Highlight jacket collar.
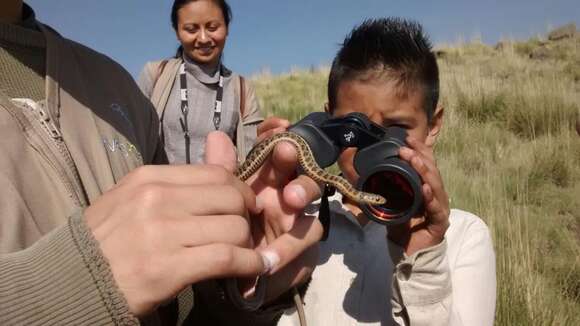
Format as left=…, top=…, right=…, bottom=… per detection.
left=182, top=53, right=221, bottom=84
left=0, top=3, right=45, bottom=48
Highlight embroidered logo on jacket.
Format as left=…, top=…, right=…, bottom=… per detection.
left=102, top=138, right=142, bottom=161
left=110, top=103, right=135, bottom=131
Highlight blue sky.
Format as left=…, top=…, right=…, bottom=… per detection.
left=28, top=0, right=579, bottom=78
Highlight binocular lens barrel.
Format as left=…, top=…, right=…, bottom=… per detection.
left=359, top=162, right=423, bottom=225
left=364, top=171, right=414, bottom=219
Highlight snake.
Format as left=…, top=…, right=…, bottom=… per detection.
left=235, top=131, right=387, bottom=206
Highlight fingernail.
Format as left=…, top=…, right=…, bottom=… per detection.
left=260, top=250, right=280, bottom=274
left=287, top=184, right=307, bottom=203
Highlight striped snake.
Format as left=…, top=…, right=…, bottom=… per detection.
left=235, top=132, right=386, bottom=206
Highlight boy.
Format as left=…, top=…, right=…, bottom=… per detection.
left=277, top=18, right=496, bottom=325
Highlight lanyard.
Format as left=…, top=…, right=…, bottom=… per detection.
left=178, top=62, right=224, bottom=164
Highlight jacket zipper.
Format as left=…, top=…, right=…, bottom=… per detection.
left=35, top=103, right=88, bottom=207
left=6, top=99, right=87, bottom=208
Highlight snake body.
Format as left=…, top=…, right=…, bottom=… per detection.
left=235, top=132, right=386, bottom=206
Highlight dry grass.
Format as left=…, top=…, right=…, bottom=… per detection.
left=252, top=34, right=580, bottom=325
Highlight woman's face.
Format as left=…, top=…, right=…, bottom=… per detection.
left=176, top=0, right=228, bottom=67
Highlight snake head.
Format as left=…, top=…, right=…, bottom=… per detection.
left=361, top=193, right=386, bottom=205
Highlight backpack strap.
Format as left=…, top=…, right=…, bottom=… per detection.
left=239, top=76, right=246, bottom=118
left=148, top=59, right=172, bottom=148
left=152, top=59, right=169, bottom=95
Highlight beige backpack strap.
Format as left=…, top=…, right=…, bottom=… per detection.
left=148, top=59, right=180, bottom=146
left=152, top=59, right=169, bottom=94
left=150, top=58, right=180, bottom=118
left=234, top=76, right=247, bottom=161
left=239, top=76, right=246, bottom=118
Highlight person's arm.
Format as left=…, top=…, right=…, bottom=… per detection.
left=0, top=162, right=267, bottom=325
left=0, top=211, right=138, bottom=326
left=386, top=136, right=454, bottom=326
left=389, top=239, right=453, bottom=326
left=389, top=215, right=496, bottom=326
left=448, top=216, right=496, bottom=326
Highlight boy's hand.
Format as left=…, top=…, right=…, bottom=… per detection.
left=207, top=131, right=322, bottom=301
left=256, top=117, right=290, bottom=142
left=387, top=136, right=450, bottom=256
left=254, top=117, right=321, bottom=300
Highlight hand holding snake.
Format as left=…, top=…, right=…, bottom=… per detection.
left=225, top=129, right=386, bottom=322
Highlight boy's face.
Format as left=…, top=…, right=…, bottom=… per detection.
left=331, top=78, right=442, bottom=186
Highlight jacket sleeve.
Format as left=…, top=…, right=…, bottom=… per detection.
left=388, top=239, right=454, bottom=326
left=447, top=218, right=496, bottom=326
left=0, top=211, right=139, bottom=326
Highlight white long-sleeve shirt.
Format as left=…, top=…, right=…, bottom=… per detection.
left=278, top=193, right=496, bottom=326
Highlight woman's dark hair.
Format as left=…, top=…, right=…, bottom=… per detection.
left=172, top=0, right=232, bottom=58
left=171, top=0, right=232, bottom=30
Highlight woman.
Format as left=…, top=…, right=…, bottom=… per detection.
left=138, top=0, right=263, bottom=164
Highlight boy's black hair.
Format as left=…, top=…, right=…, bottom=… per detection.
left=328, top=18, right=439, bottom=122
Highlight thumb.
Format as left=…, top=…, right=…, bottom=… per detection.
left=204, top=131, right=237, bottom=172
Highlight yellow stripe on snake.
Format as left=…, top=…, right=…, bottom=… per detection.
left=235, top=132, right=386, bottom=206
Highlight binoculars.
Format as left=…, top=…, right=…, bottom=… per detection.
left=289, top=111, right=424, bottom=225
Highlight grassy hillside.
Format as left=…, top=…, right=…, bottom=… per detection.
left=252, top=34, right=580, bottom=325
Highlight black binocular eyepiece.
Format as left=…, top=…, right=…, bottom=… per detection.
left=289, top=112, right=423, bottom=225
